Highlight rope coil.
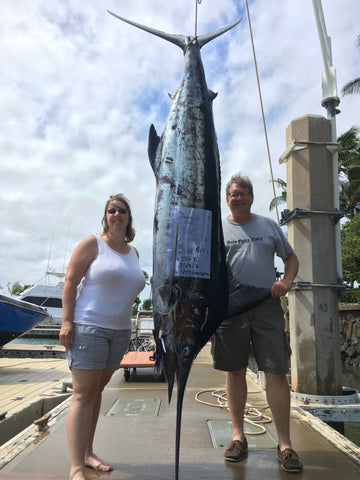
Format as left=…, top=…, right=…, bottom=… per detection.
left=195, top=386, right=272, bottom=435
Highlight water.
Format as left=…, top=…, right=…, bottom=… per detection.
left=342, top=364, right=360, bottom=447
left=8, top=336, right=60, bottom=346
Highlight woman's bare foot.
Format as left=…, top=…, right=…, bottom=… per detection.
left=84, top=453, right=113, bottom=472
left=69, top=466, right=86, bottom=480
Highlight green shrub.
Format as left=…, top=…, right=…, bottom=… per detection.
left=343, top=288, right=360, bottom=303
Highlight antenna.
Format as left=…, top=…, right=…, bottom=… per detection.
left=195, top=0, right=203, bottom=37
left=312, top=0, right=340, bottom=116
left=312, top=0, right=342, bottom=284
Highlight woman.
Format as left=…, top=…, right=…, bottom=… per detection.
left=59, top=194, right=146, bottom=480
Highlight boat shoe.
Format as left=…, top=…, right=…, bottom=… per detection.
left=224, top=438, right=248, bottom=462
left=277, top=446, right=303, bottom=473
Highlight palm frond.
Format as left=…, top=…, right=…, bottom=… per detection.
left=342, top=78, right=360, bottom=96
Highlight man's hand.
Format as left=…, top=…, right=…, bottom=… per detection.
left=271, top=252, right=299, bottom=298
left=271, top=280, right=292, bottom=298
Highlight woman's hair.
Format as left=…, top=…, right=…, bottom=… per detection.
left=101, top=193, right=135, bottom=242
left=225, top=173, right=253, bottom=197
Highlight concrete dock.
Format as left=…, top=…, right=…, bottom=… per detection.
left=0, top=344, right=360, bottom=479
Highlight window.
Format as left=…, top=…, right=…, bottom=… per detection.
left=22, top=296, right=62, bottom=308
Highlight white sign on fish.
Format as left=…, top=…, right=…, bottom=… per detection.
left=166, top=207, right=212, bottom=279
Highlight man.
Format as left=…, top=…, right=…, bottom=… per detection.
left=212, top=173, right=302, bottom=473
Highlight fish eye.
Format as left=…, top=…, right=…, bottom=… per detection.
left=182, top=346, right=192, bottom=358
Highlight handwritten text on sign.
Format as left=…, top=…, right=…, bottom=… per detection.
left=166, top=207, right=212, bottom=278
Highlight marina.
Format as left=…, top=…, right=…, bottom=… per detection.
left=0, top=343, right=360, bottom=479
left=0, top=3, right=359, bottom=478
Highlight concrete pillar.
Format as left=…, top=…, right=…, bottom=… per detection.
left=286, top=114, right=342, bottom=396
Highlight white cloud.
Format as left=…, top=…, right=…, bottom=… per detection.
left=0, top=0, right=359, bottom=296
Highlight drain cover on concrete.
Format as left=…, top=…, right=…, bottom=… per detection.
left=207, top=420, right=277, bottom=449
left=106, top=398, right=161, bottom=417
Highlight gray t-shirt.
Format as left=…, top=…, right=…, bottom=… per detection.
left=223, top=213, right=293, bottom=290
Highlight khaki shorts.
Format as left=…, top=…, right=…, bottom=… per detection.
left=66, top=324, right=131, bottom=371
left=211, top=296, right=291, bottom=375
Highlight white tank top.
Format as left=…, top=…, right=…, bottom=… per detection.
left=74, top=236, right=146, bottom=330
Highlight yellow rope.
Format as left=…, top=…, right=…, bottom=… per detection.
left=195, top=387, right=272, bottom=435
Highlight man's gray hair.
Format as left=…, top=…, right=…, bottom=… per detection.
left=226, top=173, right=253, bottom=197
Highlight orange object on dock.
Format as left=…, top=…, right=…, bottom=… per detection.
left=120, top=351, right=155, bottom=368
left=120, top=351, right=156, bottom=381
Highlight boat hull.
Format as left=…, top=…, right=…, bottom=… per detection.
left=0, top=294, right=50, bottom=347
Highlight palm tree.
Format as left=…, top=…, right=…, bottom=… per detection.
left=7, top=281, right=32, bottom=296
left=341, top=34, right=360, bottom=96
left=338, top=126, right=360, bottom=174
left=269, top=178, right=287, bottom=211
left=142, top=270, right=150, bottom=285
left=338, top=126, right=360, bottom=218
left=268, top=127, right=360, bottom=218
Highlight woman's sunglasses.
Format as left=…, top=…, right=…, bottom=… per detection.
left=107, top=208, right=127, bottom=215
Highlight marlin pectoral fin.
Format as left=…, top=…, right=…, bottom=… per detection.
left=148, top=124, right=160, bottom=172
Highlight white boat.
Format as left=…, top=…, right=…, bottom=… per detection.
left=19, top=271, right=64, bottom=326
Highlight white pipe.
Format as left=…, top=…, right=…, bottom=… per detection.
left=312, top=0, right=343, bottom=284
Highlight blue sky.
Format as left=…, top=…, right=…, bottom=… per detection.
left=0, top=0, right=359, bottom=299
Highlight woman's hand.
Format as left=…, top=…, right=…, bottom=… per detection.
left=59, top=322, right=74, bottom=351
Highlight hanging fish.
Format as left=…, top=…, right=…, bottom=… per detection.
left=108, top=10, right=241, bottom=479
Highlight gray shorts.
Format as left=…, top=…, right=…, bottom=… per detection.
left=66, top=324, right=131, bottom=371
left=211, top=296, right=291, bottom=375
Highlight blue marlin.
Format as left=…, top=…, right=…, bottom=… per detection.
left=108, top=10, right=241, bottom=479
